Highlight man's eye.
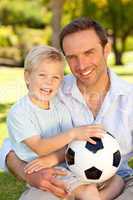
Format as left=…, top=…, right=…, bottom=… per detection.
left=39, top=74, right=45, bottom=77
left=67, top=55, right=76, bottom=61
left=85, top=51, right=93, bottom=56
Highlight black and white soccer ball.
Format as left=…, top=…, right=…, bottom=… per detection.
left=65, top=133, right=121, bottom=183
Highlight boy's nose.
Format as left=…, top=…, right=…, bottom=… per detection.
left=45, top=78, right=53, bottom=85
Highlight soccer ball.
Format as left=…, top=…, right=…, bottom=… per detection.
left=65, top=133, right=121, bottom=183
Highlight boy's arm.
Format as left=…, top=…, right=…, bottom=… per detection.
left=24, top=125, right=105, bottom=156
left=23, top=130, right=74, bottom=156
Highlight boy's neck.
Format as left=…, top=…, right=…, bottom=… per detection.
left=29, top=96, right=50, bottom=110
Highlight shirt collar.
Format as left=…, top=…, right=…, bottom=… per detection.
left=62, top=74, right=86, bottom=103
left=62, top=69, right=131, bottom=101
left=108, top=69, right=132, bottom=96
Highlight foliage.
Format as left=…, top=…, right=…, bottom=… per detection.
left=103, top=0, right=133, bottom=64
left=0, top=0, right=46, bottom=28
left=0, top=172, right=25, bottom=200
left=0, top=0, right=52, bottom=64
left=0, top=26, right=18, bottom=47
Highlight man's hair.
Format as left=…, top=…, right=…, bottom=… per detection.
left=24, top=45, right=65, bottom=71
left=59, top=17, right=108, bottom=54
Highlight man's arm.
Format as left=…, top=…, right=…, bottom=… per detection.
left=6, top=151, right=26, bottom=181
left=6, top=150, right=68, bottom=198
left=99, top=175, right=125, bottom=200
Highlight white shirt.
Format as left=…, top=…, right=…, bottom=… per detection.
left=0, top=69, right=133, bottom=177
left=59, top=69, right=133, bottom=177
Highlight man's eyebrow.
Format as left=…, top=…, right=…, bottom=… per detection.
left=84, top=48, right=95, bottom=53
left=65, top=54, right=76, bottom=58
left=65, top=48, right=95, bottom=58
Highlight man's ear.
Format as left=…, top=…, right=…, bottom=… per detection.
left=104, top=41, right=112, bottom=59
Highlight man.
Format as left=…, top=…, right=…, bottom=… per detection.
left=0, top=17, right=133, bottom=200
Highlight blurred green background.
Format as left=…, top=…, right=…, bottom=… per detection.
left=0, top=0, right=133, bottom=199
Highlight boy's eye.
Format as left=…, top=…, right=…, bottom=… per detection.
left=53, top=76, right=60, bottom=80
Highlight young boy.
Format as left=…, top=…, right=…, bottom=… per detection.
left=7, top=45, right=124, bottom=200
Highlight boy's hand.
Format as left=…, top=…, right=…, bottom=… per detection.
left=25, top=168, right=69, bottom=198
left=70, top=124, right=105, bottom=144
left=24, top=156, right=53, bottom=174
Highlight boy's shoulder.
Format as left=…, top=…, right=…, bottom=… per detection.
left=8, top=96, right=30, bottom=116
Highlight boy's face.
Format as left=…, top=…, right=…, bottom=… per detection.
left=25, top=59, right=64, bottom=103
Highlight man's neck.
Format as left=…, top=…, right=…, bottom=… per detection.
left=78, top=72, right=110, bottom=118
left=78, top=71, right=110, bottom=95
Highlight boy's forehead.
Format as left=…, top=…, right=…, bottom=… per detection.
left=32, top=59, right=64, bottom=73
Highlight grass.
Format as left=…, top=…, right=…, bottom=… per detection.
left=0, top=51, right=133, bottom=199
left=0, top=172, right=25, bottom=200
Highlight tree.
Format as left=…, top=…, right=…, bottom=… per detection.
left=0, top=0, right=47, bottom=65
left=50, top=0, right=66, bottom=49
left=71, top=0, right=133, bottom=65
left=103, top=0, right=133, bottom=65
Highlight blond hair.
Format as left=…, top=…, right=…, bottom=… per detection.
left=24, top=45, right=65, bottom=71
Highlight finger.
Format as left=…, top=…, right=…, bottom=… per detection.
left=87, top=138, right=97, bottom=144
left=92, top=132, right=105, bottom=138
left=93, top=124, right=105, bottom=129
left=52, top=168, right=68, bottom=177
left=24, top=163, right=39, bottom=173
left=50, top=178, right=68, bottom=197
left=26, top=165, right=44, bottom=174
left=39, top=186, right=67, bottom=198
left=87, top=124, right=104, bottom=129
left=88, top=130, right=105, bottom=137
left=24, top=160, right=40, bottom=169
left=39, top=180, right=68, bottom=198
left=51, top=176, right=67, bottom=189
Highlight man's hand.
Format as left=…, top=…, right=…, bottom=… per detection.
left=25, top=168, right=69, bottom=198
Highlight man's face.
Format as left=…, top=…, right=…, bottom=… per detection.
left=62, top=29, right=110, bottom=88
left=25, top=59, right=64, bottom=103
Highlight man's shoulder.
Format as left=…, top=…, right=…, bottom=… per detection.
left=110, top=69, right=133, bottom=95
left=118, top=76, right=133, bottom=94
left=64, top=74, right=75, bottom=82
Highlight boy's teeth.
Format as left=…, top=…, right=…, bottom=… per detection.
left=41, top=88, right=51, bottom=94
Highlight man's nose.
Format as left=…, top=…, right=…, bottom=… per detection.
left=77, top=57, right=86, bottom=71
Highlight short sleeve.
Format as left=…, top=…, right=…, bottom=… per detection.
left=7, top=105, right=40, bottom=143
left=0, top=138, right=12, bottom=171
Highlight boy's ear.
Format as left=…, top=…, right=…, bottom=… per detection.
left=24, top=70, right=30, bottom=85
left=104, top=41, right=112, bottom=59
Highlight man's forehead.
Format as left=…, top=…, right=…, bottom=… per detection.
left=63, top=29, right=101, bottom=54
